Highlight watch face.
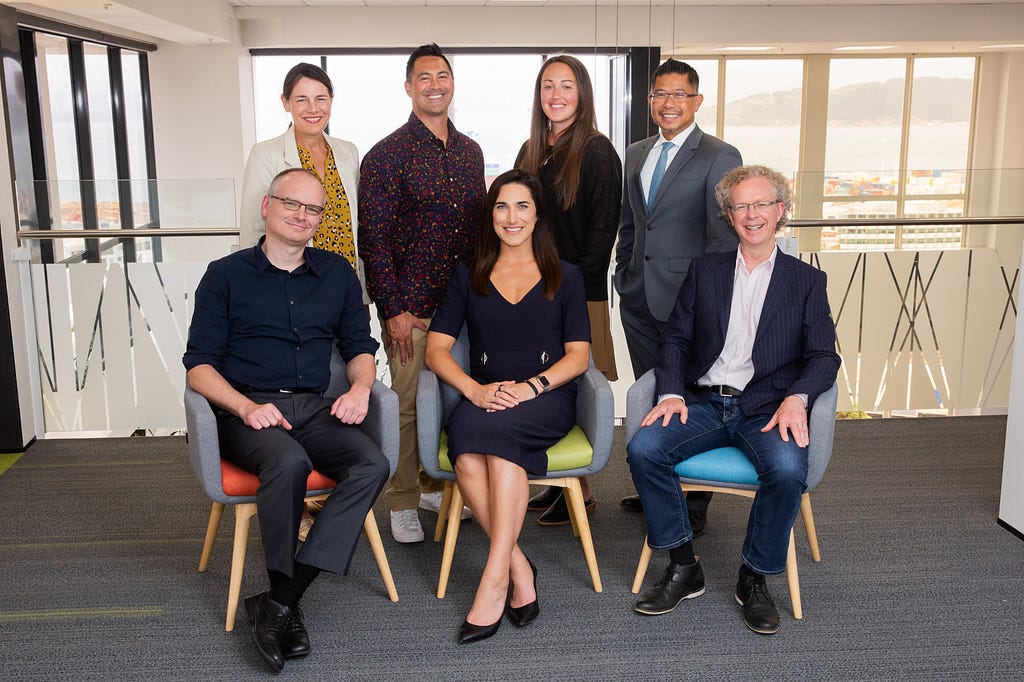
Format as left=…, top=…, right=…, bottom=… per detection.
left=538, top=375, right=550, bottom=389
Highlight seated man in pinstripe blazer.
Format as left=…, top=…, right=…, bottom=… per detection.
left=626, top=165, right=841, bottom=635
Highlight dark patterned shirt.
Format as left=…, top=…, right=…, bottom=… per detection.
left=358, top=113, right=485, bottom=320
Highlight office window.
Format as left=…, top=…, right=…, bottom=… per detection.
left=255, top=52, right=622, bottom=186
left=20, top=28, right=157, bottom=263
left=687, top=59, right=719, bottom=137
left=721, top=59, right=803, bottom=178
left=821, top=56, right=976, bottom=250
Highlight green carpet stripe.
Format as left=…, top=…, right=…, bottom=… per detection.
left=14, top=458, right=176, bottom=469
left=0, top=538, right=207, bottom=551
left=0, top=607, right=163, bottom=622
left=0, top=452, right=24, bottom=475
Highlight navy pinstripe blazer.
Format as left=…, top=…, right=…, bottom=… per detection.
left=654, top=249, right=841, bottom=416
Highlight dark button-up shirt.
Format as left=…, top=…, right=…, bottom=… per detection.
left=182, top=241, right=379, bottom=393
left=358, top=113, right=485, bottom=320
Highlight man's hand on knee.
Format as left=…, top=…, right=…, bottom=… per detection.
left=241, top=401, right=293, bottom=431
left=330, top=388, right=369, bottom=425
left=761, top=395, right=808, bottom=448
left=641, top=397, right=688, bottom=428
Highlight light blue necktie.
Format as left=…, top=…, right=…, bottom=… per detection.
left=647, top=141, right=674, bottom=210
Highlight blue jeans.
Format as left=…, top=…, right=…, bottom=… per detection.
left=626, top=394, right=807, bottom=574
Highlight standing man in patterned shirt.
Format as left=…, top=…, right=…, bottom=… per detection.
left=359, top=43, right=486, bottom=544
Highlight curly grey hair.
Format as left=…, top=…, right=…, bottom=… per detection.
left=714, top=164, right=792, bottom=231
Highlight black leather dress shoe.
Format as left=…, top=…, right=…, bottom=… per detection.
left=537, top=492, right=596, bottom=526
left=633, top=560, right=706, bottom=615
left=620, top=494, right=643, bottom=512
left=507, top=556, right=539, bottom=627
left=527, top=486, right=562, bottom=512
left=283, top=606, right=310, bottom=659
left=458, top=615, right=502, bottom=644
left=735, top=569, right=780, bottom=635
left=244, top=591, right=290, bottom=673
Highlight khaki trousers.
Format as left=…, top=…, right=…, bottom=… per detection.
left=382, top=317, right=445, bottom=511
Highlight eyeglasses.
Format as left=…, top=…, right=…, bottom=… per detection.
left=729, top=199, right=782, bottom=213
left=269, top=195, right=325, bottom=217
left=648, top=90, right=700, bottom=103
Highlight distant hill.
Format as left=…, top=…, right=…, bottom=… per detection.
left=702, top=77, right=973, bottom=126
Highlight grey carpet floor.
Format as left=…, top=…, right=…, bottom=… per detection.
left=1, top=416, right=1021, bottom=680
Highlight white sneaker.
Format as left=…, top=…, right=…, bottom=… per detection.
left=390, top=509, right=424, bottom=543
left=419, top=491, right=473, bottom=520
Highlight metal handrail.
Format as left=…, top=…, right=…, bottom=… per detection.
left=15, top=216, right=1024, bottom=241
left=790, top=216, right=1023, bottom=228
left=16, top=227, right=240, bottom=239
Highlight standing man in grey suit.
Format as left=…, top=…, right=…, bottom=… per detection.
left=615, top=59, right=742, bottom=526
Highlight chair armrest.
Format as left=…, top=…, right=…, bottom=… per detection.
left=184, top=384, right=230, bottom=504
left=360, top=380, right=400, bottom=478
left=625, top=369, right=657, bottom=443
left=416, top=368, right=447, bottom=479
left=574, top=366, right=616, bottom=475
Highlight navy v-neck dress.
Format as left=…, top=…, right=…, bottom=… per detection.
left=429, top=262, right=591, bottom=475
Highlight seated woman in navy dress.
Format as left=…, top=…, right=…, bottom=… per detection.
left=425, top=169, right=592, bottom=644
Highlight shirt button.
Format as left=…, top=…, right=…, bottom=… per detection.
left=289, top=300, right=294, bottom=305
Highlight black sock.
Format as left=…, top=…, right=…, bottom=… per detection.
left=739, top=563, right=765, bottom=582
left=267, top=570, right=289, bottom=595
left=271, top=562, right=322, bottom=608
left=669, top=542, right=696, bottom=566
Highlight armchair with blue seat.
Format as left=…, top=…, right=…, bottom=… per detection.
left=416, top=327, right=615, bottom=598
left=185, top=351, right=401, bottom=631
left=626, top=369, right=838, bottom=619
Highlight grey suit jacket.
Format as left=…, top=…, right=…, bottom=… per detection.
left=614, top=125, right=741, bottom=322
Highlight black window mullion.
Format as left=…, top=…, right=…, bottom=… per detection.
left=138, top=52, right=161, bottom=262
left=67, top=38, right=99, bottom=263
left=17, top=28, right=54, bottom=263
left=106, top=46, right=136, bottom=262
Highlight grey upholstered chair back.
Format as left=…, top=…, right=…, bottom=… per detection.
left=417, top=325, right=615, bottom=481
left=185, top=348, right=400, bottom=504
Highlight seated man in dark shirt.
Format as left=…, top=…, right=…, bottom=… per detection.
left=183, top=168, right=389, bottom=673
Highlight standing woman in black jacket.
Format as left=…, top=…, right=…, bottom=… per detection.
left=516, top=55, right=622, bottom=525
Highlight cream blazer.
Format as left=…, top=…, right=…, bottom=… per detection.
left=238, top=126, right=367, bottom=301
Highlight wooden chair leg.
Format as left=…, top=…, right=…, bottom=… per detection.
left=564, top=479, right=602, bottom=593
left=226, top=502, right=257, bottom=632
left=363, top=509, right=399, bottom=602
left=436, top=483, right=464, bottom=599
left=631, top=537, right=653, bottom=594
left=434, top=480, right=454, bottom=543
left=563, top=481, right=581, bottom=538
left=785, top=527, right=802, bottom=620
left=199, top=502, right=224, bottom=572
left=801, top=493, right=821, bottom=562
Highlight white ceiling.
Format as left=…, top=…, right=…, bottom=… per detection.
left=230, top=0, right=1022, bottom=5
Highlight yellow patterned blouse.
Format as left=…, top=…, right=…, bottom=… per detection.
left=297, top=144, right=357, bottom=271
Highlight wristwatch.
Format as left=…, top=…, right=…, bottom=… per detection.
left=536, top=375, right=550, bottom=392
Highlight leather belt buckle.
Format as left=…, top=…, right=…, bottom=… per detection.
left=710, top=384, right=742, bottom=397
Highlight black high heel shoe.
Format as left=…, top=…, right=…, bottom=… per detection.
left=507, top=556, right=539, bottom=627
left=458, top=584, right=509, bottom=644
left=458, top=616, right=502, bottom=644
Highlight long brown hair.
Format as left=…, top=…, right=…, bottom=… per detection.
left=517, top=55, right=601, bottom=212
left=470, top=169, right=562, bottom=300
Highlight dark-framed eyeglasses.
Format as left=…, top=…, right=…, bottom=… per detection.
left=648, top=90, right=700, bottom=103
left=729, top=199, right=782, bottom=214
left=269, top=195, right=325, bottom=217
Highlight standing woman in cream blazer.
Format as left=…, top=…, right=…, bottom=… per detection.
left=239, top=62, right=366, bottom=298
